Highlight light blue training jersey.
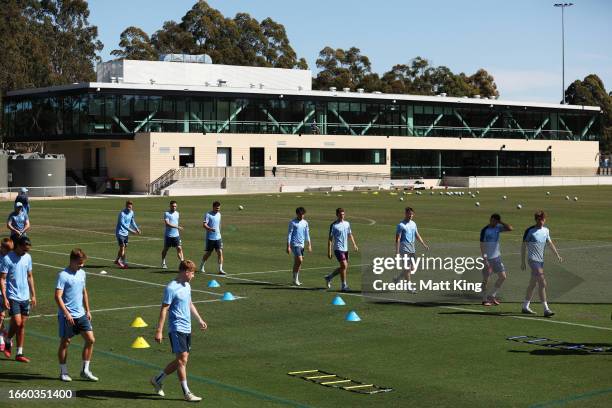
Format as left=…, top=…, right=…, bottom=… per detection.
left=116, top=208, right=138, bottom=237
left=8, top=211, right=29, bottom=232
left=480, top=224, right=505, bottom=259
left=329, top=220, right=352, bottom=252
left=162, top=280, right=192, bottom=333
left=1, top=252, right=33, bottom=301
left=164, top=210, right=180, bottom=238
left=396, top=219, right=418, bottom=253
left=56, top=268, right=86, bottom=319
left=523, top=225, right=551, bottom=262
left=288, top=218, right=310, bottom=247
left=205, top=211, right=222, bottom=241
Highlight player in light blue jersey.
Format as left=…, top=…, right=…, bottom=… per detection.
left=325, top=208, right=358, bottom=292
left=0, top=238, right=13, bottom=353
left=479, top=213, right=513, bottom=306
left=199, top=201, right=225, bottom=275
left=151, top=260, right=207, bottom=402
left=55, top=248, right=98, bottom=382
left=394, top=207, right=429, bottom=291
left=287, top=207, right=312, bottom=286
left=0, top=236, right=36, bottom=363
left=521, top=211, right=563, bottom=317
left=114, top=200, right=141, bottom=269
left=6, top=202, right=30, bottom=245
left=161, top=201, right=184, bottom=269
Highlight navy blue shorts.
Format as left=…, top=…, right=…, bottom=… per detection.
left=169, top=331, right=191, bottom=354
left=334, top=250, right=349, bottom=262
left=58, top=315, right=93, bottom=338
left=9, top=299, right=30, bottom=317
left=291, top=246, right=305, bottom=257
left=116, top=234, right=129, bottom=247
left=529, top=260, right=545, bottom=276
left=484, top=257, right=506, bottom=274
left=164, top=236, right=182, bottom=248
left=205, top=239, right=223, bottom=252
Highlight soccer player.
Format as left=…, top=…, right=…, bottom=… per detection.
left=0, top=236, right=36, bottom=362
left=7, top=202, right=30, bottom=245
left=521, top=211, right=563, bottom=317
left=115, top=200, right=141, bottom=269
left=394, top=207, right=429, bottom=291
left=14, top=187, right=30, bottom=214
left=199, top=201, right=225, bottom=275
left=287, top=207, right=312, bottom=286
left=325, top=208, right=358, bottom=292
left=479, top=213, right=513, bottom=306
left=161, top=201, right=184, bottom=269
left=151, top=260, right=207, bottom=402
left=0, top=238, right=13, bottom=353
left=55, top=248, right=98, bottom=382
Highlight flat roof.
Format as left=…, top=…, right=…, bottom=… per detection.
left=5, top=82, right=601, bottom=112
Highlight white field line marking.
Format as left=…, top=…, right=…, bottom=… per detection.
left=35, top=224, right=162, bottom=241
left=225, top=243, right=612, bottom=278
left=216, top=272, right=612, bottom=332
left=32, top=261, right=239, bottom=298
left=28, top=298, right=223, bottom=319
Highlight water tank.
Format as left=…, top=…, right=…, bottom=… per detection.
left=8, top=153, right=66, bottom=197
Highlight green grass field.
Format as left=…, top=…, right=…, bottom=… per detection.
left=1, top=186, right=611, bottom=407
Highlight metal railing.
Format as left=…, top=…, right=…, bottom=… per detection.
left=0, top=185, right=87, bottom=198
left=148, top=168, right=178, bottom=194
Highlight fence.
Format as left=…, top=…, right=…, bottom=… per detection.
left=0, top=185, right=87, bottom=199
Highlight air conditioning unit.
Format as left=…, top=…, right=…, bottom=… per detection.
left=329, top=87, right=337, bottom=92
left=342, top=87, right=351, bottom=92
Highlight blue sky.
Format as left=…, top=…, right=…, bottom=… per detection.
left=88, top=0, right=612, bottom=103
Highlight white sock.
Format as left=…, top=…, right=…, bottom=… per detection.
left=543, top=301, right=550, bottom=310
left=154, top=371, right=166, bottom=384
left=218, top=263, right=223, bottom=272
left=523, top=300, right=531, bottom=309
left=341, top=280, right=347, bottom=287
left=491, top=289, right=499, bottom=298
left=162, top=258, right=166, bottom=263
left=17, top=347, right=23, bottom=355
left=60, top=364, right=68, bottom=375
left=82, top=360, right=90, bottom=372
left=180, top=380, right=191, bottom=395
left=0, top=335, right=4, bottom=345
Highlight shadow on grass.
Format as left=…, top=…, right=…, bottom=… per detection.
left=0, top=372, right=58, bottom=381
left=262, top=286, right=325, bottom=292
left=508, top=349, right=612, bottom=356
left=76, top=389, right=181, bottom=401
left=438, top=310, right=528, bottom=317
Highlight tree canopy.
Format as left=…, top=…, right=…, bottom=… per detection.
left=565, top=74, right=612, bottom=152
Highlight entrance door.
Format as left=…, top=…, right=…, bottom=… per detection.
left=217, top=147, right=231, bottom=167
left=250, top=148, right=264, bottom=177
left=95, top=147, right=107, bottom=176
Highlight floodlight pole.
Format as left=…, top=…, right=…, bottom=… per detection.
left=554, top=3, right=573, bottom=104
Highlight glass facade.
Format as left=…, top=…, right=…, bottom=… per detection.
left=278, top=148, right=386, bottom=165
left=2, top=88, right=601, bottom=142
left=391, top=150, right=551, bottom=179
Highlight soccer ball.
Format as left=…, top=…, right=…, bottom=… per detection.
left=475, top=202, right=480, bottom=207
left=573, top=196, right=578, bottom=201
left=238, top=205, right=244, bottom=210
left=430, top=191, right=434, bottom=195
left=517, top=204, right=522, bottom=209
left=502, top=195, right=507, bottom=200
left=546, top=191, right=551, bottom=195
left=399, top=197, right=404, bottom=201
left=476, top=190, right=480, bottom=194
left=565, top=195, right=570, bottom=200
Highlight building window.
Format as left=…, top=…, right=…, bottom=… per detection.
left=179, top=147, right=195, bottom=167
left=278, top=148, right=386, bottom=165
